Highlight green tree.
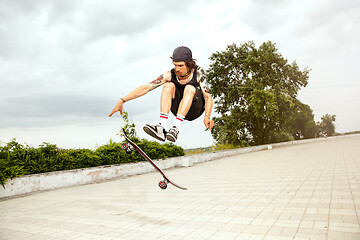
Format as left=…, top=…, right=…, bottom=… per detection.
left=292, top=100, right=317, bottom=139
left=317, top=114, right=336, bottom=137
left=207, top=41, right=310, bottom=145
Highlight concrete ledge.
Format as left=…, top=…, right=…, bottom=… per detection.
left=1, top=134, right=358, bottom=199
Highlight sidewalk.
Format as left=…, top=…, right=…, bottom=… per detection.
left=1, top=135, right=359, bottom=240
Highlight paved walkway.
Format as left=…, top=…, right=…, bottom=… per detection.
left=1, top=135, right=360, bottom=240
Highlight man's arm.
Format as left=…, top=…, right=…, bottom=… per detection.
left=197, top=67, right=215, bottom=131
left=109, top=71, right=171, bottom=117
left=202, top=91, right=215, bottom=131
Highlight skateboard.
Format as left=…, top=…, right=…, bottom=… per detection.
left=121, top=128, right=187, bottom=190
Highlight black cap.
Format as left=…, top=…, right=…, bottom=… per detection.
left=172, top=46, right=192, bottom=62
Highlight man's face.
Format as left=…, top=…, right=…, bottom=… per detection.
left=173, top=61, right=189, bottom=78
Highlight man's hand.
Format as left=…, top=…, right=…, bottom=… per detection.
left=204, top=116, right=215, bottom=131
left=109, top=99, right=124, bottom=117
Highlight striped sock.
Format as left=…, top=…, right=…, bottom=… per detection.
left=159, top=112, right=169, bottom=128
left=173, top=114, right=185, bottom=128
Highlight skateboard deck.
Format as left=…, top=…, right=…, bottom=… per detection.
left=121, top=128, right=187, bottom=190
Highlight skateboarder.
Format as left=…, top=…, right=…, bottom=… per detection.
left=109, top=46, right=214, bottom=142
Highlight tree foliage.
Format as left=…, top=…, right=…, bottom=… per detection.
left=292, top=100, right=318, bottom=140
left=207, top=41, right=311, bottom=145
left=317, top=114, right=336, bottom=137
left=118, top=111, right=137, bottom=139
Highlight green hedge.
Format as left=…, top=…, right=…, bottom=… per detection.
left=0, top=138, right=184, bottom=188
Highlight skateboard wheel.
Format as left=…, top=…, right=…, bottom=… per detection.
left=159, top=181, right=167, bottom=190
left=121, top=143, right=128, bottom=150
left=125, top=147, right=132, bottom=154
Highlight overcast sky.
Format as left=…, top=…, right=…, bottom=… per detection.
left=1, top=0, right=359, bottom=149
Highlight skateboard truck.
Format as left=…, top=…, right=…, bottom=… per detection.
left=121, top=143, right=134, bottom=154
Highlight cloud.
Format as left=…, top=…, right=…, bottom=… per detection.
left=0, top=0, right=197, bottom=99
left=240, top=0, right=290, bottom=34
left=0, top=93, right=109, bottom=118
left=1, top=0, right=359, bottom=149
left=294, top=0, right=360, bottom=43
left=0, top=89, right=160, bottom=129
left=0, top=0, right=195, bottom=59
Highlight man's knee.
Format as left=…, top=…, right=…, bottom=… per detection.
left=183, top=85, right=196, bottom=96
left=162, top=82, right=176, bottom=97
left=163, top=82, right=175, bottom=91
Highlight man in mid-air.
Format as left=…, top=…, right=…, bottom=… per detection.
left=109, top=46, right=214, bottom=142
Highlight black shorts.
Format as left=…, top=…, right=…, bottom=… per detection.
left=171, top=86, right=205, bottom=121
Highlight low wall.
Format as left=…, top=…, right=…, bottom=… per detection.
left=1, top=135, right=356, bottom=199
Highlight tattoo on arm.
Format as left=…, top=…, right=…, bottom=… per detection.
left=197, top=67, right=211, bottom=93
left=202, top=80, right=211, bottom=94
left=149, top=74, right=164, bottom=91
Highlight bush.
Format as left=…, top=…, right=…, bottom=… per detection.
left=270, top=131, right=295, bottom=143
left=0, top=138, right=185, bottom=188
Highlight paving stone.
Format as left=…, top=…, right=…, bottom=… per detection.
left=1, top=135, right=359, bottom=240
